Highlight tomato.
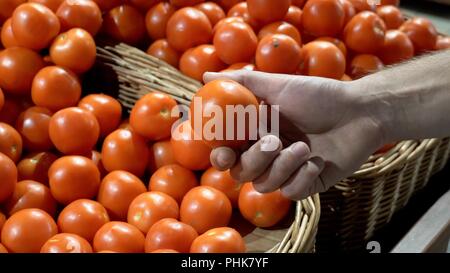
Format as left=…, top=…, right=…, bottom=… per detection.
left=11, top=3, right=60, bottom=50
left=200, top=167, right=241, bottom=207
left=127, top=191, right=179, bottom=234
left=378, top=30, right=414, bottom=65
left=284, top=5, right=303, bottom=31
left=400, top=18, right=438, bottom=54
left=226, top=2, right=261, bottom=31
left=247, top=0, right=290, bottom=24
left=29, top=0, right=64, bottom=12
left=93, top=221, right=145, bottom=253
left=0, top=98, right=22, bottom=125
left=148, top=140, right=177, bottom=172
left=436, top=36, right=450, bottom=50
left=101, top=129, right=149, bottom=177
left=57, top=199, right=109, bottom=242
left=145, top=218, right=198, bottom=253
left=212, top=17, right=243, bottom=35
left=338, top=0, right=355, bottom=25
left=17, top=152, right=57, bottom=185
left=348, top=54, right=384, bottom=79
left=0, top=88, right=3, bottom=111
left=31, top=66, right=82, bottom=111
left=56, top=0, right=102, bottom=36
left=49, top=107, right=99, bottom=155
left=147, top=39, right=180, bottom=68
left=4, top=180, right=56, bottom=216
left=149, top=164, right=198, bottom=203
left=347, top=0, right=375, bottom=12
left=130, top=92, right=178, bottom=141
left=129, top=0, right=161, bottom=10
left=291, top=0, right=306, bottom=7
left=1, top=208, right=57, bottom=253
left=179, top=45, right=227, bottom=82
left=213, top=21, right=257, bottom=65
left=1, top=19, right=21, bottom=48
left=48, top=156, right=101, bottom=205
left=238, top=182, right=291, bottom=227
left=166, top=7, right=212, bottom=52
left=0, top=152, right=17, bottom=203
left=0, top=244, right=7, bottom=253
left=15, top=106, right=53, bottom=152
left=190, top=227, right=245, bottom=253
left=215, top=0, right=243, bottom=11
left=0, top=122, right=22, bottom=162
left=145, top=2, right=176, bottom=40
left=151, top=249, right=179, bottom=253
left=195, top=2, right=226, bottom=26
left=343, top=11, right=386, bottom=54
left=380, top=0, right=399, bottom=6
left=302, top=0, right=345, bottom=37
left=0, top=212, right=5, bottom=232
left=221, top=63, right=255, bottom=72
left=92, top=0, right=124, bottom=11
left=170, top=0, right=205, bottom=7
left=0, top=47, right=45, bottom=95
left=376, top=5, right=403, bottom=30
left=341, top=74, right=352, bottom=81
left=298, top=41, right=346, bottom=79
left=78, top=94, right=123, bottom=138
left=258, top=21, right=301, bottom=45
left=256, top=34, right=301, bottom=74
left=103, top=5, right=146, bottom=45
left=88, top=150, right=107, bottom=178
left=180, top=186, right=232, bottom=234
left=315, top=37, right=347, bottom=57
left=0, top=0, right=27, bottom=24
left=40, top=233, right=93, bottom=253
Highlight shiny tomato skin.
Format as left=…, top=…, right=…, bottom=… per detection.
left=436, top=36, right=450, bottom=50
left=343, top=11, right=386, bottom=54
left=15, top=106, right=53, bottom=152
left=56, top=0, right=102, bottom=36
left=179, top=45, right=227, bottom=82
left=349, top=54, right=384, bottom=79
left=103, top=5, right=146, bottom=45
left=145, top=218, right=198, bottom=253
left=256, top=34, right=301, bottom=74
left=378, top=30, right=414, bottom=65
left=93, top=221, right=145, bottom=253
left=92, top=0, right=124, bottom=11
left=298, top=41, right=346, bottom=79
left=301, top=0, right=345, bottom=37
left=17, top=152, right=57, bottom=185
left=0, top=122, right=22, bottom=162
left=258, top=21, right=302, bottom=45
left=1, top=18, right=22, bottom=48
left=0, top=152, right=17, bottom=203
left=315, top=36, right=347, bottom=57
left=284, top=5, right=303, bottom=31
left=339, top=0, right=355, bottom=25
left=128, top=0, right=161, bottom=10
left=376, top=5, right=404, bottom=30
left=195, top=2, right=226, bottom=26
left=212, top=16, right=244, bottom=35
left=400, top=17, right=438, bottom=54
left=170, top=0, right=205, bottom=7
left=147, top=39, right=181, bottom=68
left=190, top=227, right=246, bottom=253
left=221, top=62, right=256, bottom=72
left=40, top=233, right=93, bottom=253
left=145, top=2, right=175, bottom=40
left=148, top=140, right=177, bottom=173
left=200, top=167, right=241, bottom=208
left=247, top=0, right=290, bottom=24
left=29, top=0, right=64, bottom=12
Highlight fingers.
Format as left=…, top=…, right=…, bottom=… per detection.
left=210, top=146, right=237, bottom=171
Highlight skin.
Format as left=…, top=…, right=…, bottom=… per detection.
left=205, top=50, right=450, bottom=200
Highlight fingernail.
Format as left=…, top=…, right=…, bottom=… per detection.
left=290, top=142, right=310, bottom=159
left=217, top=151, right=233, bottom=167
left=260, top=135, right=280, bottom=152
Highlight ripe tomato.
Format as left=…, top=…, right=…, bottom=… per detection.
left=4, top=180, right=57, bottom=216
left=40, top=233, right=93, bottom=253
left=130, top=92, right=178, bottom=141
left=93, top=221, right=145, bottom=253
left=348, top=54, right=384, bottom=79
left=0, top=152, right=17, bottom=203
left=127, top=191, right=179, bottom=234
left=0, top=47, right=45, bottom=95
left=213, top=15, right=244, bottom=35
left=31, top=66, right=82, bottom=111
left=284, top=5, right=303, bottom=31
left=49, top=107, right=100, bottom=155
left=238, top=182, right=291, bottom=227
left=29, top=0, right=64, bottom=12
left=338, top=0, right=355, bottom=25
left=149, top=164, right=198, bottom=203
left=302, top=0, right=345, bottom=37
left=78, top=94, right=123, bottom=138
left=1, top=208, right=57, bottom=253
left=190, top=227, right=245, bottom=253
left=291, top=0, right=306, bottom=7
left=341, top=74, right=352, bottom=81
left=147, top=39, right=180, bottom=68
left=58, top=199, right=110, bottom=242
left=56, top=0, right=102, bottom=36
left=221, top=62, right=255, bottom=72
left=200, top=167, right=241, bottom=208
left=11, top=3, right=60, bottom=50
left=347, top=0, right=375, bottom=12
left=195, top=2, right=226, bottom=26
left=376, top=5, right=403, bottom=30
left=378, top=30, right=414, bottom=65
left=226, top=2, right=261, bottom=31
left=0, top=96, right=32, bottom=125
left=151, top=249, right=179, bottom=253
left=103, top=5, right=146, bottom=45
left=1, top=19, right=21, bottom=48
left=436, top=36, right=450, bottom=50
left=88, top=150, right=107, bottom=178
left=0, top=212, right=6, bottom=232
left=247, top=0, right=290, bottom=24
left=215, top=0, right=243, bottom=12
left=0, top=88, right=3, bottom=111
left=170, top=0, right=205, bottom=7
left=180, top=186, right=232, bottom=234
left=166, top=7, right=212, bottom=52
left=256, top=34, right=301, bottom=74
left=148, top=140, right=177, bottom=172
left=315, top=37, right=347, bottom=57
left=179, top=45, right=227, bottom=82
left=48, top=156, right=101, bottom=205
left=50, top=28, right=96, bottom=74
left=400, top=18, right=438, bottom=54
left=0, top=122, right=22, bottom=162
left=17, top=152, right=57, bottom=185
left=0, top=0, right=27, bottom=24
left=213, top=21, right=257, bottom=65
left=258, top=21, right=301, bottom=45
left=145, top=2, right=176, bottom=40
left=97, top=170, right=146, bottom=221
left=0, top=244, right=7, bottom=253
left=129, top=0, right=161, bottom=10
left=101, top=129, right=149, bottom=177
left=298, top=41, right=346, bottom=79
left=380, top=0, right=399, bottom=6
left=145, top=218, right=198, bottom=253
left=92, top=0, right=124, bottom=11
left=343, top=11, right=386, bottom=54
left=15, top=106, right=53, bottom=152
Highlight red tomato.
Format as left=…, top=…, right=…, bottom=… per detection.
left=145, top=2, right=175, bottom=40
left=166, top=7, right=212, bottom=52
left=1, top=18, right=22, bottom=48
left=258, top=21, right=302, bottom=45
left=0, top=244, right=7, bottom=253
left=15, top=106, right=53, bottom=152
left=349, top=54, right=384, bottom=79
left=436, top=36, right=450, bottom=50
left=291, top=0, right=306, bottom=7
left=0, top=96, right=32, bottom=125
left=17, top=152, right=57, bottom=185
left=338, top=0, right=355, bottom=25
left=298, top=41, right=346, bottom=79
left=170, top=0, right=205, bottom=7
left=145, top=218, right=198, bottom=253
left=179, top=45, right=227, bottom=82
left=40, top=233, right=93, bottom=253
left=48, top=156, right=101, bottom=205
left=148, top=140, right=177, bottom=172
left=56, top=0, right=102, bottom=36
left=0, top=212, right=6, bottom=233
left=247, top=0, right=290, bottom=24
left=301, top=0, right=345, bottom=37
left=200, top=167, right=241, bottom=207
left=221, top=63, right=255, bottom=72
left=400, top=18, right=438, bottom=54
left=92, top=0, right=124, bottom=11
left=376, top=5, right=404, bottom=30
left=190, top=227, right=245, bottom=253
left=195, top=2, right=226, bottom=26
left=378, top=30, right=414, bottom=65
left=343, top=11, right=386, bottom=54
left=347, top=0, right=375, bottom=12
left=256, top=34, right=301, bottom=74
left=1, top=208, right=57, bottom=253
left=97, top=170, right=147, bottom=221
left=29, top=0, right=64, bottom=12
left=226, top=2, right=261, bottom=31
left=0, top=0, right=27, bottom=24
left=380, top=0, right=399, bottom=6
left=151, top=249, right=179, bottom=253
left=238, top=182, right=291, bottom=227
left=129, top=0, right=161, bottom=10
left=0, top=152, right=17, bottom=203
left=212, top=16, right=244, bottom=35
left=87, top=150, right=107, bottom=178
left=214, top=0, right=243, bottom=12
left=0, top=122, right=22, bottom=162
left=315, top=36, right=347, bottom=57
left=93, top=222, right=145, bottom=253
left=180, top=186, right=232, bottom=234
left=284, top=5, right=303, bottom=31
left=103, top=5, right=146, bottom=45
left=341, top=74, right=352, bottom=81
left=147, top=39, right=180, bottom=68
left=0, top=47, right=45, bottom=95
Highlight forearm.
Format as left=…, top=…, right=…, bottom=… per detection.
left=349, top=50, right=450, bottom=143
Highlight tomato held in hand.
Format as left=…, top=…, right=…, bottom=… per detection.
left=16, top=106, right=53, bottom=152
left=349, top=54, right=384, bottom=79
left=238, top=182, right=292, bottom=227
left=103, top=5, right=146, bottom=45
left=180, top=186, right=232, bottom=234
left=0, top=152, right=17, bottom=203
left=148, top=140, right=177, bottom=172
left=179, top=45, right=227, bottom=82
left=400, top=18, right=438, bottom=55
left=1, top=19, right=22, bottom=48
left=378, top=30, right=414, bottom=65
left=29, top=0, right=64, bottom=12
left=301, top=0, right=345, bottom=37
left=93, top=221, right=145, bottom=253
left=145, top=2, right=176, bottom=40
left=56, top=0, right=102, bottom=36
left=147, top=39, right=181, bottom=68
left=1, top=208, right=57, bottom=253
left=145, top=218, right=198, bottom=253
left=258, top=21, right=301, bottom=45
left=200, top=167, right=241, bottom=208
left=256, top=33, right=301, bottom=74
left=376, top=5, right=404, bottom=30
left=195, top=2, right=226, bottom=26
left=48, top=156, right=101, bottom=205
left=190, top=227, right=246, bottom=253
left=40, top=233, right=93, bottom=253
left=343, top=11, right=386, bottom=54
left=0, top=122, right=22, bottom=162
left=17, top=152, right=57, bottom=185
left=247, top=0, right=290, bottom=24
